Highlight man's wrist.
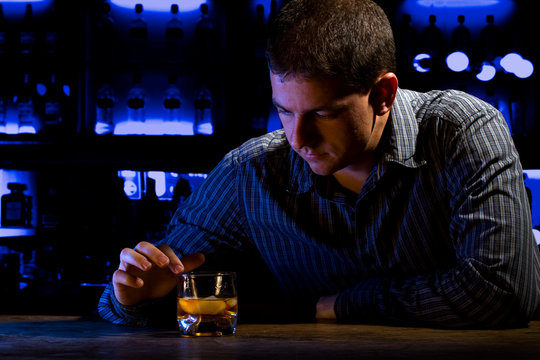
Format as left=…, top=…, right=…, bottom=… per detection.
left=316, top=294, right=338, bottom=320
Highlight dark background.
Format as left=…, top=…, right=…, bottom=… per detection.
left=0, top=0, right=537, bottom=316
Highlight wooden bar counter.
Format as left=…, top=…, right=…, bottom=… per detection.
left=1, top=315, right=539, bottom=360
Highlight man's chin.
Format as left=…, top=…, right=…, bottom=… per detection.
left=306, top=162, right=335, bottom=176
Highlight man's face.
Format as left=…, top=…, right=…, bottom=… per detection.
left=270, top=73, right=379, bottom=176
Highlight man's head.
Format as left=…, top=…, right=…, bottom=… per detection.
left=266, top=0, right=396, bottom=94
left=268, top=0, right=399, bottom=179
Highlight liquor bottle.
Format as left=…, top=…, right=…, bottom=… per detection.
left=162, top=73, right=181, bottom=121
left=165, top=4, right=183, bottom=64
left=253, top=4, right=266, bottom=61
left=268, top=0, right=278, bottom=27
left=0, top=73, right=7, bottom=133
left=1, top=182, right=32, bottom=228
left=128, top=4, right=148, bottom=64
left=480, top=15, right=500, bottom=63
left=195, top=3, right=214, bottom=65
left=94, top=1, right=115, bottom=64
left=95, top=73, right=116, bottom=135
left=0, top=4, right=8, bottom=60
left=127, top=72, right=146, bottom=128
left=44, top=5, right=60, bottom=64
left=19, top=4, right=35, bottom=60
left=422, top=15, right=443, bottom=69
left=42, top=73, right=63, bottom=134
left=194, top=84, right=213, bottom=135
left=451, top=15, right=470, bottom=54
left=396, top=14, right=417, bottom=80
left=15, top=73, right=37, bottom=134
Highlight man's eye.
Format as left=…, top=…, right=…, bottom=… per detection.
left=315, top=112, right=333, bottom=118
left=277, top=109, right=292, bottom=116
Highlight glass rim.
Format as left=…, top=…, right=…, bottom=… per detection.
left=180, top=271, right=236, bottom=278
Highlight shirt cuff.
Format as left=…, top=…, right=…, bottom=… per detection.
left=98, top=282, right=177, bottom=328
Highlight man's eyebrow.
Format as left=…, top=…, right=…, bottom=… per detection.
left=272, top=99, right=287, bottom=111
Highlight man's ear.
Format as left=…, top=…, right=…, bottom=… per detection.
left=370, top=73, right=398, bottom=116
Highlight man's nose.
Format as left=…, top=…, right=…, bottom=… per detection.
left=290, top=114, right=316, bottom=150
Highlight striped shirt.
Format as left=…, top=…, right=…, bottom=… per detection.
left=99, top=88, right=540, bottom=328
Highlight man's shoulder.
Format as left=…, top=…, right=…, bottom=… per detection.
left=397, top=88, right=499, bottom=127
left=229, top=129, right=291, bottom=166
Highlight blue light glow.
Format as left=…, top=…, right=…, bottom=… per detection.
left=413, top=53, right=431, bottom=73
left=476, top=63, right=497, bottom=81
left=400, top=0, right=515, bottom=31
left=500, top=53, right=534, bottom=79
left=416, top=0, right=500, bottom=7
left=0, top=0, right=52, bottom=18
left=110, top=0, right=206, bottom=12
left=446, top=51, right=469, bottom=72
left=113, top=119, right=197, bottom=135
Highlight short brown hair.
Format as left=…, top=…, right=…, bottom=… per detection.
left=266, top=0, right=396, bottom=94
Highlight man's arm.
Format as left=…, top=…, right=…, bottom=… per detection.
left=328, top=106, right=540, bottom=328
left=99, top=152, right=248, bottom=326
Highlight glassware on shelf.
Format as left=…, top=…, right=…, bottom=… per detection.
left=1, top=182, right=32, bottom=228
left=128, top=3, right=148, bottom=64
left=42, top=73, right=64, bottom=134
left=15, top=73, right=37, bottom=134
left=95, top=73, right=116, bottom=135
left=94, top=1, right=115, bottom=64
left=0, top=4, right=8, bottom=60
left=19, top=3, right=36, bottom=61
left=194, top=84, right=213, bottom=135
left=165, top=4, right=183, bottom=64
left=126, top=72, right=146, bottom=134
left=195, top=3, right=214, bottom=65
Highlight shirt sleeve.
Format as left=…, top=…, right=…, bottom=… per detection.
left=335, top=105, right=540, bottom=328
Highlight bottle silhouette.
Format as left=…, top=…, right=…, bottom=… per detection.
left=44, top=5, right=60, bottom=63
left=19, top=4, right=35, bottom=60
left=42, top=73, right=64, bottom=134
left=94, top=1, right=115, bottom=64
left=268, top=0, right=278, bottom=27
left=0, top=70, right=6, bottom=133
left=165, top=4, right=183, bottom=64
left=163, top=73, right=182, bottom=122
left=480, top=15, right=500, bottom=62
left=0, top=4, right=8, bottom=60
left=195, top=3, right=214, bottom=66
left=15, top=73, right=37, bottom=134
left=1, top=183, right=32, bottom=228
left=127, top=73, right=146, bottom=133
left=253, top=4, right=266, bottom=61
left=95, top=73, right=116, bottom=135
left=128, top=4, right=148, bottom=64
left=194, top=84, right=213, bottom=135
left=451, top=15, right=470, bottom=53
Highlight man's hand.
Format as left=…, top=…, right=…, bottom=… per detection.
left=316, top=294, right=338, bottom=320
left=112, top=241, right=205, bottom=306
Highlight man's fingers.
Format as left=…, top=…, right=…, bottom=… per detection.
left=157, top=244, right=184, bottom=274
left=134, top=241, right=170, bottom=268
left=119, top=247, right=152, bottom=272
left=113, top=269, right=144, bottom=288
left=181, top=252, right=206, bottom=273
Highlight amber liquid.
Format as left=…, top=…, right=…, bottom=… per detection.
left=177, top=296, right=238, bottom=336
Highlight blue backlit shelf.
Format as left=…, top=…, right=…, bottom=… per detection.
left=0, top=227, right=36, bottom=238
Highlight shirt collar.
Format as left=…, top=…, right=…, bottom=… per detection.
left=380, top=88, right=426, bottom=169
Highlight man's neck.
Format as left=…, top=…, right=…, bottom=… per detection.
left=333, top=154, right=378, bottom=195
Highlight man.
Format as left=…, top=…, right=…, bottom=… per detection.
left=99, top=0, right=540, bottom=328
